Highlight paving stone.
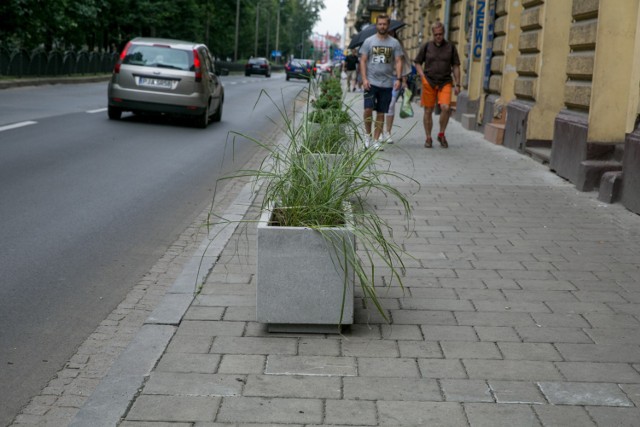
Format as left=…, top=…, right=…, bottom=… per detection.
left=489, top=380, right=546, bottom=404
left=418, top=359, right=468, bottom=379
left=222, top=306, right=256, bottom=321
left=497, top=342, right=562, bottom=361
left=572, top=291, right=628, bottom=303
left=184, top=306, right=225, bottom=321
left=243, top=375, right=340, bottom=398
left=217, top=355, right=265, bottom=374
left=555, top=362, right=640, bottom=383
left=464, top=403, right=540, bottom=427
left=545, top=301, right=614, bottom=314
left=324, top=400, right=377, bottom=426
left=216, top=397, right=322, bottom=424
left=515, top=279, right=577, bottom=291
left=586, top=407, right=640, bottom=427
left=298, top=338, right=341, bottom=356
left=530, top=313, right=590, bottom=328
left=441, top=379, right=493, bottom=402
left=143, top=373, right=244, bottom=396
left=456, top=289, right=507, bottom=301
left=175, top=321, right=246, bottom=337
left=357, top=357, right=420, bottom=377
left=120, top=422, right=192, bottom=427
left=126, top=395, right=219, bottom=422
left=456, top=311, right=535, bottom=327
left=377, top=401, right=467, bottom=426
left=473, top=300, right=550, bottom=313
left=533, top=405, right=597, bottom=427
left=421, top=325, right=478, bottom=341
left=343, top=376, right=442, bottom=401
left=474, top=326, right=521, bottom=342
left=407, top=288, right=458, bottom=299
left=380, top=324, right=423, bottom=340
left=538, top=382, right=633, bottom=406
left=515, top=326, right=593, bottom=343
left=165, top=334, right=213, bottom=353
left=397, top=340, right=443, bottom=358
left=391, top=309, right=457, bottom=325
left=620, top=384, right=640, bottom=406
left=582, top=313, right=640, bottom=328
left=340, top=339, right=399, bottom=358
left=211, top=337, right=298, bottom=355
left=503, top=290, right=578, bottom=302
left=555, top=343, right=640, bottom=363
left=584, top=327, right=640, bottom=345
left=400, top=298, right=475, bottom=311
left=265, top=355, right=357, bottom=376
left=155, top=353, right=221, bottom=373
left=464, top=360, right=562, bottom=381
left=440, top=342, right=501, bottom=359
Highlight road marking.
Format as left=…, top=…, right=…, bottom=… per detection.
left=0, top=121, right=37, bottom=132
left=87, top=108, right=107, bottom=114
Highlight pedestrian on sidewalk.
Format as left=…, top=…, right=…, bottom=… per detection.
left=343, top=48, right=359, bottom=92
left=382, top=29, right=411, bottom=145
left=414, top=21, right=461, bottom=148
left=359, top=13, right=404, bottom=150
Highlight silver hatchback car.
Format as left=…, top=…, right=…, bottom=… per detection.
left=108, top=37, right=224, bottom=128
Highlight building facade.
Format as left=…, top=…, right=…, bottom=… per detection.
left=347, top=0, right=640, bottom=215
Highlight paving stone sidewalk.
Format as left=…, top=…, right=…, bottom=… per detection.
left=35, top=89, right=640, bottom=426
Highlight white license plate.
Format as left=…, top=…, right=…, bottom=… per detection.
left=138, top=77, right=173, bottom=88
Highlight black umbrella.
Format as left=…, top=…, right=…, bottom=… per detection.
left=348, top=20, right=407, bottom=49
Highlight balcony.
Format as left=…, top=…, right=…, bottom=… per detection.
left=367, top=0, right=388, bottom=12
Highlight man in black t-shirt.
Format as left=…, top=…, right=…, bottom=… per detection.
left=414, top=21, right=461, bottom=148
left=343, top=49, right=359, bottom=92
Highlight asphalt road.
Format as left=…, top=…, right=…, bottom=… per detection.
left=0, top=73, right=305, bottom=426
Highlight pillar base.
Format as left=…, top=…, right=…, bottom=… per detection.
left=550, top=110, right=619, bottom=191
left=503, top=100, right=532, bottom=152
left=622, top=129, right=640, bottom=214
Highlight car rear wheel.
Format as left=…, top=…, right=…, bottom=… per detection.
left=108, top=106, right=122, bottom=120
left=196, top=104, right=209, bottom=128
left=211, top=99, right=223, bottom=122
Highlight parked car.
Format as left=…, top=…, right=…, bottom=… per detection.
left=245, top=57, right=271, bottom=77
left=285, top=58, right=316, bottom=81
left=107, top=37, right=224, bottom=128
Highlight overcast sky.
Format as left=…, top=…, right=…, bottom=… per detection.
left=313, top=0, right=348, bottom=36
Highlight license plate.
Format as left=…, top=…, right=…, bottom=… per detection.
left=138, top=77, right=173, bottom=88
left=253, top=65, right=260, bottom=69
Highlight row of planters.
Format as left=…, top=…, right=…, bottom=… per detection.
left=223, top=75, right=416, bottom=333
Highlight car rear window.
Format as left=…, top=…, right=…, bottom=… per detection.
left=123, top=45, right=193, bottom=71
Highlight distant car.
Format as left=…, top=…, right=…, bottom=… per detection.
left=317, top=61, right=334, bottom=74
left=245, top=57, right=271, bottom=77
left=107, top=37, right=224, bottom=128
left=285, top=58, right=316, bottom=81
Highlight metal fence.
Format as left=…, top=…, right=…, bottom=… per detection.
left=0, top=48, right=118, bottom=77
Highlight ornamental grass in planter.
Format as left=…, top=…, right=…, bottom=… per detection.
left=224, top=89, right=416, bottom=331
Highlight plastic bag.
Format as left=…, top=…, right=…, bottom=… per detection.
left=399, top=88, right=414, bottom=118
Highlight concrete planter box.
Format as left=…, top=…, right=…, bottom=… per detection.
left=256, top=205, right=355, bottom=332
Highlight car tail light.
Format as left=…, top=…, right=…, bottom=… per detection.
left=193, top=49, right=202, bottom=82
left=113, top=41, right=131, bottom=74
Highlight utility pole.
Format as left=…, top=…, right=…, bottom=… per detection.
left=275, top=4, right=280, bottom=63
left=234, top=0, right=240, bottom=61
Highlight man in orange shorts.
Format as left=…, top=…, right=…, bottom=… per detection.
left=414, top=22, right=461, bottom=148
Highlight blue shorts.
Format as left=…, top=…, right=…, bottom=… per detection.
left=364, top=85, right=393, bottom=114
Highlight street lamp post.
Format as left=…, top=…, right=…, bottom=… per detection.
left=234, top=0, right=240, bottom=61
left=254, top=1, right=261, bottom=57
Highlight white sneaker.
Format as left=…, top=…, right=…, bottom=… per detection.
left=372, top=140, right=384, bottom=151
left=382, top=132, right=393, bottom=144
left=364, top=135, right=372, bottom=149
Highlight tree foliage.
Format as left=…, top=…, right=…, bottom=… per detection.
left=0, top=0, right=325, bottom=61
